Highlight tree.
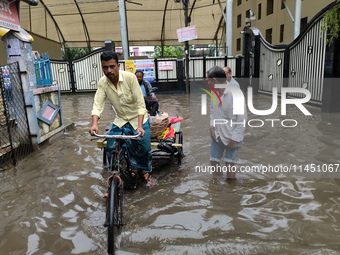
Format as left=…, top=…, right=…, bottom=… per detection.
left=208, top=44, right=217, bottom=56
left=62, top=47, right=91, bottom=60
left=153, top=46, right=184, bottom=58
left=322, top=0, right=340, bottom=46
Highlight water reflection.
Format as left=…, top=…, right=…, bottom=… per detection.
left=0, top=93, right=340, bottom=254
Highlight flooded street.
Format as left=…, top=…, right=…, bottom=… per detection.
left=1, top=92, right=340, bottom=254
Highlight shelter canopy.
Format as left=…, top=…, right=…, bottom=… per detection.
left=19, top=0, right=226, bottom=48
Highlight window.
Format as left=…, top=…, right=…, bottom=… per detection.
left=258, top=3, right=262, bottom=20
left=281, top=0, right=285, bottom=9
left=237, top=14, right=242, bottom=28
left=300, top=17, right=308, bottom=32
left=280, top=24, right=284, bottom=42
left=246, top=10, right=250, bottom=18
left=237, top=38, right=241, bottom=51
left=266, top=28, right=272, bottom=44
left=237, top=0, right=242, bottom=6
left=267, top=0, right=273, bottom=15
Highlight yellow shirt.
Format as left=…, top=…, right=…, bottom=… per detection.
left=91, top=70, right=148, bottom=129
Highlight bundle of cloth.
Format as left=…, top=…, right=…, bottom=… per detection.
left=156, top=116, right=183, bottom=140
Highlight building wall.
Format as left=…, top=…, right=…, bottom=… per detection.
left=1, top=32, right=62, bottom=66
left=230, top=0, right=334, bottom=56
left=0, top=45, right=6, bottom=66
left=30, top=33, right=63, bottom=60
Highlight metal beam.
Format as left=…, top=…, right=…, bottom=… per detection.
left=39, top=0, right=66, bottom=48
left=184, top=0, right=190, bottom=93
left=160, top=0, right=169, bottom=58
left=74, top=0, right=91, bottom=51
left=189, top=0, right=197, bottom=19
left=213, top=6, right=226, bottom=40
left=119, top=0, right=129, bottom=60
left=282, top=0, right=294, bottom=22
left=21, top=0, right=38, bottom=6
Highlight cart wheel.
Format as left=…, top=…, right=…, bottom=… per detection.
left=177, top=147, right=182, bottom=165
left=176, top=131, right=183, bottom=166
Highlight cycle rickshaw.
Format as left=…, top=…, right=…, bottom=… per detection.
left=93, top=114, right=184, bottom=254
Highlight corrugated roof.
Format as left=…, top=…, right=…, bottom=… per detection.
left=19, top=0, right=226, bottom=48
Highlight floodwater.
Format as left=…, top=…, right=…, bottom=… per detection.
left=1, top=92, right=340, bottom=255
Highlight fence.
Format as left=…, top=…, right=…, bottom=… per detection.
left=0, top=62, right=33, bottom=171
left=34, top=52, right=53, bottom=87
left=50, top=49, right=237, bottom=93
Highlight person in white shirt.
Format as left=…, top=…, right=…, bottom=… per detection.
left=223, top=66, right=240, bottom=88
left=208, top=66, right=247, bottom=179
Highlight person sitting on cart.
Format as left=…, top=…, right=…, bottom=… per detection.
left=89, top=51, right=152, bottom=185
left=135, top=70, right=159, bottom=116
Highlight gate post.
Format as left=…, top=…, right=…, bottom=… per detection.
left=282, top=48, right=290, bottom=87
left=177, top=59, right=185, bottom=91
left=3, top=31, right=65, bottom=145
left=69, top=60, right=76, bottom=93
left=203, top=56, right=206, bottom=78
left=154, top=58, right=159, bottom=82
left=105, top=40, right=115, bottom=51
left=243, top=27, right=260, bottom=94
left=3, top=33, right=37, bottom=138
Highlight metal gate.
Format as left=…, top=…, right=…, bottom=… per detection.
left=0, top=62, right=33, bottom=171
left=50, top=48, right=106, bottom=93
left=242, top=2, right=335, bottom=105
left=51, top=48, right=238, bottom=93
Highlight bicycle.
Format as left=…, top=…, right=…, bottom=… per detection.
left=93, top=130, right=142, bottom=255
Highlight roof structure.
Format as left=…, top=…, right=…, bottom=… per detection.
left=19, top=0, right=227, bottom=48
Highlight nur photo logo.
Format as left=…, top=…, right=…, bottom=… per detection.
left=200, top=83, right=312, bottom=128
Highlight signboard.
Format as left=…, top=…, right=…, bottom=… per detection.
left=0, top=0, right=20, bottom=31
left=125, top=60, right=135, bottom=73
left=125, top=59, right=155, bottom=83
left=158, top=61, right=173, bottom=71
left=177, top=25, right=198, bottom=43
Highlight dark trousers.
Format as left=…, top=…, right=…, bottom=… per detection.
left=144, top=96, right=159, bottom=116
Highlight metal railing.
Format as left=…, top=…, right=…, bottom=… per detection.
left=51, top=50, right=237, bottom=93
left=34, top=52, right=53, bottom=87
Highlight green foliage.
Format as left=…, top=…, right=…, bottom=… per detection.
left=322, top=0, right=340, bottom=46
left=153, top=46, right=184, bottom=58
left=62, top=47, right=91, bottom=60
left=208, top=45, right=216, bottom=56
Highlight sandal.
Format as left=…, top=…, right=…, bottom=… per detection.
left=143, top=172, right=153, bottom=186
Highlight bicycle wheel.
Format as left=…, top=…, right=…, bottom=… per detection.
left=107, top=177, right=122, bottom=255
left=119, top=146, right=137, bottom=189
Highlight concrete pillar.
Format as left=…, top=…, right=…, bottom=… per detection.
left=294, top=0, right=302, bottom=39
left=226, top=0, right=233, bottom=56
left=3, top=32, right=65, bottom=145
left=119, top=0, right=129, bottom=60
left=3, top=33, right=37, bottom=138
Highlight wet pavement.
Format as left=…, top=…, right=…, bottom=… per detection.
left=1, top=92, right=340, bottom=254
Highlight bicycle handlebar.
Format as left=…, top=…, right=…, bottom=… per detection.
left=93, top=131, right=142, bottom=140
